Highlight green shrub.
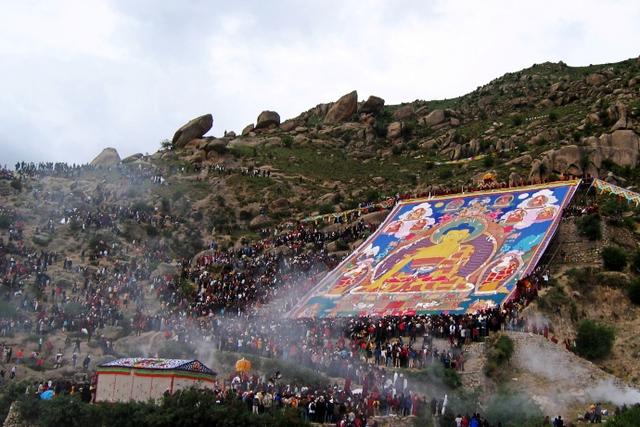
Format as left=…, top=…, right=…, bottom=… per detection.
left=407, top=364, right=461, bottom=390
left=576, top=214, right=601, bottom=240
left=15, top=388, right=309, bottom=427
left=484, top=334, right=514, bottom=378
left=0, top=214, right=10, bottom=229
left=566, top=267, right=595, bottom=291
left=628, top=278, right=640, bottom=305
left=10, top=179, right=22, bottom=192
left=438, top=168, right=453, bottom=180
left=318, top=204, right=335, bottom=215
left=238, top=210, right=253, bottom=221
left=335, top=239, right=350, bottom=251
left=482, top=155, right=495, bottom=167
left=364, top=189, right=380, bottom=202
left=607, top=404, right=640, bottom=427
left=535, top=286, right=577, bottom=320
left=510, top=115, right=524, bottom=126
left=601, top=246, right=627, bottom=271
left=548, top=111, right=559, bottom=122
left=281, top=135, right=294, bottom=148
left=145, top=225, right=159, bottom=237
left=600, top=195, right=627, bottom=218
left=595, top=271, right=629, bottom=289
left=574, top=319, right=615, bottom=360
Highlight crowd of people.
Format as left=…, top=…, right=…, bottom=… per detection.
left=0, top=159, right=606, bottom=426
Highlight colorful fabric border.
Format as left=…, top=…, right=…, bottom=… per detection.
left=592, top=179, right=640, bottom=206
left=99, top=358, right=215, bottom=375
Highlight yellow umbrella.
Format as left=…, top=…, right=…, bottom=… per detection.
left=235, top=358, right=252, bottom=373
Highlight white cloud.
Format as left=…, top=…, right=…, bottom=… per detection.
left=0, top=0, right=638, bottom=166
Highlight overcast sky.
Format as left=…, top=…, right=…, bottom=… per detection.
left=1, top=0, right=638, bottom=166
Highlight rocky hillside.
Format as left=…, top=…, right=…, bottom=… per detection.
left=148, top=56, right=640, bottom=232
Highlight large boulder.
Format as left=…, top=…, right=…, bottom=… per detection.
left=250, top=214, right=271, bottom=228
left=90, top=148, right=121, bottom=167
left=324, top=91, right=358, bottom=124
left=204, top=138, right=229, bottom=153
left=593, top=130, right=640, bottom=167
left=242, top=123, right=255, bottom=136
left=255, top=111, right=281, bottom=129
left=508, top=172, right=522, bottom=187
left=359, top=95, right=385, bottom=114
left=280, top=119, right=297, bottom=132
left=387, top=122, right=403, bottom=140
left=585, top=73, right=607, bottom=86
left=610, top=101, right=632, bottom=131
left=122, top=153, right=143, bottom=163
left=421, top=109, right=446, bottom=126
left=393, top=105, right=415, bottom=121
left=172, top=114, right=213, bottom=148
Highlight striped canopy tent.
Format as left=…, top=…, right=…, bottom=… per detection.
left=95, top=358, right=216, bottom=403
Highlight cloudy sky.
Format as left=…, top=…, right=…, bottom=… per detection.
left=1, top=0, right=638, bottom=166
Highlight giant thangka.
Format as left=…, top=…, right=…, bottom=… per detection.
left=290, top=181, right=580, bottom=318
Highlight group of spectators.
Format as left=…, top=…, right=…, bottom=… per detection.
left=0, top=158, right=596, bottom=425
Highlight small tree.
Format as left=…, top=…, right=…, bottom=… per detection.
left=628, top=278, right=640, bottom=305
left=601, top=246, right=627, bottom=271
left=574, top=319, right=615, bottom=360
left=576, top=214, right=601, bottom=240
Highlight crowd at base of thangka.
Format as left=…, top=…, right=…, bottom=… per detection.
left=290, top=181, right=580, bottom=318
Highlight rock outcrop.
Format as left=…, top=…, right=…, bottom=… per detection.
left=255, top=111, right=280, bottom=130
left=387, top=122, right=403, bottom=140
left=172, top=114, right=213, bottom=148
left=420, top=109, right=446, bottom=126
left=242, top=124, right=255, bottom=136
left=393, top=105, right=414, bottom=121
left=324, top=91, right=358, bottom=124
left=359, top=95, right=385, bottom=114
left=90, top=148, right=121, bottom=167
left=529, top=130, right=640, bottom=180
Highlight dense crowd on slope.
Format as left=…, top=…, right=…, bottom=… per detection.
left=12, top=161, right=168, bottom=186
left=0, top=163, right=594, bottom=427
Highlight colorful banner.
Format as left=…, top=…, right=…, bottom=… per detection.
left=290, top=181, right=580, bottom=318
left=592, top=178, right=640, bottom=206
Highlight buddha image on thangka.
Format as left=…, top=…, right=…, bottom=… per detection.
left=324, top=187, right=566, bottom=299
left=291, top=182, right=579, bottom=318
